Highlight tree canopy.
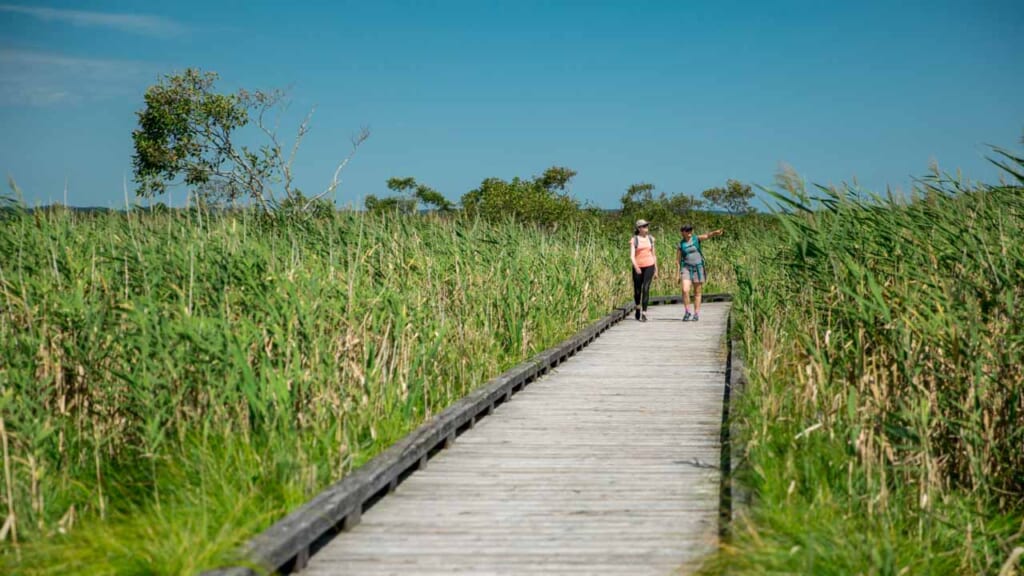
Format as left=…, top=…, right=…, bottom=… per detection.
left=702, top=179, right=755, bottom=214
left=132, top=68, right=367, bottom=211
left=365, top=177, right=453, bottom=214
left=461, top=168, right=581, bottom=227
left=619, top=182, right=703, bottom=228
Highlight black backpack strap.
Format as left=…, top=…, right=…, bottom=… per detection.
left=634, top=234, right=652, bottom=250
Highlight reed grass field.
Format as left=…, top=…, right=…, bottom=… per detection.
left=1, top=150, right=1022, bottom=574
left=703, top=152, right=1024, bottom=574
left=0, top=204, right=746, bottom=574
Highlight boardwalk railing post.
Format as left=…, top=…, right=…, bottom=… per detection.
left=293, top=547, right=309, bottom=571
left=343, top=507, right=361, bottom=531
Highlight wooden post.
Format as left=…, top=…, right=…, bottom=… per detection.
left=342, top=507, right=361, bottom=531
left=294, top=546, right=309, bottom=571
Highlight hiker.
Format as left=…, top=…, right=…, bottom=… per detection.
left=677, top=224, right=724, bottom=321
left=629, top=219, right=658, bottom=322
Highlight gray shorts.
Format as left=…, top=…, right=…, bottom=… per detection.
left=680, top=263, right=706, bottom=284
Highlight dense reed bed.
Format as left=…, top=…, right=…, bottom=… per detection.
left=15, top=165, right=1011, bottom=575
left=0, top=207, right=682, bottom=574
left=707, top=155, right=1024, bottom=574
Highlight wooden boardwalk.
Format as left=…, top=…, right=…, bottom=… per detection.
left=304, top=302, right=731, bottom=576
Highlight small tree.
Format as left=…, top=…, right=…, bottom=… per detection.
left=388, top=177, right=454, bottom=212
left=702, top=179, right=755, bottom=214
left=620, top=182, right=703, bottom=227
left=664, top=190, right=704, bottom=217
left=620, top=182, right=657, bottom=218
left=131, top=68, right=368, bottom=211
left=461, top=167, right=580, bottom=227
left=535, top=166, right=577, bottom=192
left=365, top=177, right=453, bottom=214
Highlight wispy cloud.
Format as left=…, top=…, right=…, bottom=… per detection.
left=0, top=49, right=153, bottom=107
left=0, top=4, right=185, bottom=37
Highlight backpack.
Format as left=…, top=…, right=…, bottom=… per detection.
left=633, top=234, right=654, bottom=251
left=680, top=235, right=705, bottom=266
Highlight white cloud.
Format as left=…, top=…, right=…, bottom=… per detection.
left=0, top=4, right=185, bottom=37
left=0, top=49, right=153, bottom=107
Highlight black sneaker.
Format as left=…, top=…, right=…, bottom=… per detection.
left=635, top=308, right=641, bottom=320
left=692, top=313, right=700, bottom=322
left=682, top=311, right=692, bottom=322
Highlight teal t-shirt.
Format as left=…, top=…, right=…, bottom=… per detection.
left=679, top=236, right=703, bottom=266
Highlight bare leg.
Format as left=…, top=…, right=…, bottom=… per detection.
left=694, top=282, right=703, bottom=315
left=681, top=278, right=692, bottom=310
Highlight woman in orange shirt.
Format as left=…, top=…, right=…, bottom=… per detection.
left=629, top=219, right=658, bottom=322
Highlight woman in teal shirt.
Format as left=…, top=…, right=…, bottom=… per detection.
left=676, top=224, right=724, bottom=321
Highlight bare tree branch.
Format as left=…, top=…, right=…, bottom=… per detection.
left=303, top=125, right=371, bottom=211
left=284, top=106, right=314, bottom=199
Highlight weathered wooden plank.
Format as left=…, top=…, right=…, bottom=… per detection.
left=301, top=302, right=730, bottom=575
left=202, top=298, right=681, bottom=575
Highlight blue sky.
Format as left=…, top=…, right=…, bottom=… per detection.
left=1, top=0, right=1022, bottom=209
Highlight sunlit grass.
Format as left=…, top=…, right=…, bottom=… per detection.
left=703, top=153, right=1024, bottom=574
left=1, top=207, right=669, bottom=573
left=14, top=164, right=1017, bottom=575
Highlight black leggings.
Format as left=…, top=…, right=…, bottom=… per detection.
left=632, top=265, right=655, bottom=310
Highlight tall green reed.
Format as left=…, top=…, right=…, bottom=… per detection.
left=707, top=154, right=1024, bottom=574
left=1, top=208, right=635, bottom=573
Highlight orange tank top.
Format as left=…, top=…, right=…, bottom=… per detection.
left=632, top=235, right=656, bottom=268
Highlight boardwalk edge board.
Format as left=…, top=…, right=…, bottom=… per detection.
left=729, top=334, right=752, bottom=524
left=202, top=293, right=732, bottom=576
left=718, top=310, right=751, bottom=538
